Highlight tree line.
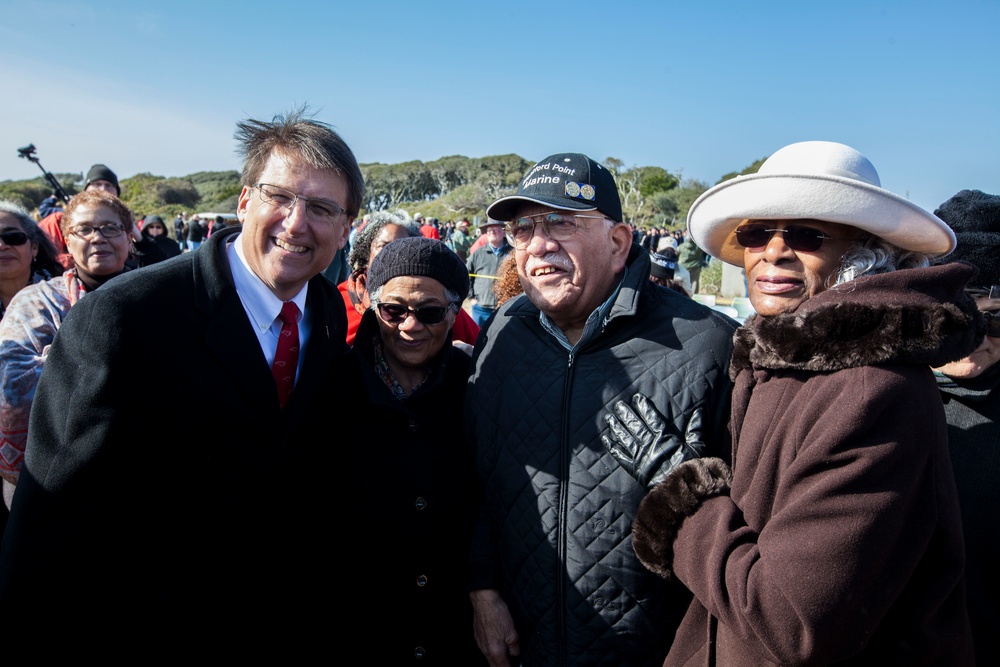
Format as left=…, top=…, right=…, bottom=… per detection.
left=0, top=154, right=765, bottom=229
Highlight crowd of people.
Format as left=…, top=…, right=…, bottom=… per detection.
left=0, top=114, right=995, bottom=665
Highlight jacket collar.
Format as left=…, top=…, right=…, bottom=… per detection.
left=731, top=262, right=984, bottom=378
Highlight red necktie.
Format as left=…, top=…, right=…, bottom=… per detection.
left=271, top=301, right=300, bottom=408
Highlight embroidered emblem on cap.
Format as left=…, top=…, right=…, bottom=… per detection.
left=565, top=181, right=597, bottom=202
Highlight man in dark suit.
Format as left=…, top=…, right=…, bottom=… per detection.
left=0, top=108, right=363, bottom=657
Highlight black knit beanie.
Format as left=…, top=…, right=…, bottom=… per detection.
left=367, top=237, right=470, bottom=302
left=934, top=189, right=1000, bottom=288
left=85, top=164, right=120, bottom=196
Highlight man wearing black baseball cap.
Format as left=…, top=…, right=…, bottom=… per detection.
left=466, top=152, right=738, bottom=666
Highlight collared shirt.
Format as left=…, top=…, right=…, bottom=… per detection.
left=229, top=234, right=309, bottom=381
left=540, top=266, right=628, bottom=352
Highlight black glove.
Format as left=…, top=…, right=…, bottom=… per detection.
left=601, top=393, right=706, bottom=490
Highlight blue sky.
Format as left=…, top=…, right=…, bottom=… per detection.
left=1, top=0, right=997, bottom=214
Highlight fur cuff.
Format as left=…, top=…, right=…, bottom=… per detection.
left=631, top=457, right=732, bottom=580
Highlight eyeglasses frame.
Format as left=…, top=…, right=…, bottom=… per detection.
left=504, top=212, right=609, bottom=249
left=375, top=301, right=458, bottom=326
left=69, top=223, right=127, bottom=240
left=253, top=183, right=346, bottom=223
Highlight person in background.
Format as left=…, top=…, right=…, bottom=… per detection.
left=614, top=141, right=978, bottom=665
left=0, top=108, right=362, bottom=658
left=417, top=213, right=441, bottom=240
left=465, top=218, right=513, bottom=327
left=338, top=237, right=485, bottom=664
left=0, top=201, right=61, bottom=320
left=648, top=248, right=689, bottom=296
left=37, top=193, right=63, bottom=219
left=467, top=152, right=736, bottom=666
left=173, top=211, right=186, bottom=245
left=133, top=213, right=182, bottom=267
left=0, top=200, right=61, bottom=536
left=656, top=236, right=692, bottom=294
left=341, top=210, right=479, bottom=347
left=0, top=190, right=134, bottom=510
left=37, top=163, right=121, bottom=272
left=450, top=218, right=473, bottom=262
left=491, top=254, right=522, bottom=309
left=185, top=213, right=206, bottom=251
left=931, top=188, right=1000, bottom=667
left=208, top=214, right=228, bottom=237
left=677, top=230, right=709, bottom=294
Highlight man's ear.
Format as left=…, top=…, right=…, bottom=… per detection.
left=236, top=186, right=252, bottom=223
left=339, top=216, right=354, bottom=249
left=610, top=222, right=633, bottom=268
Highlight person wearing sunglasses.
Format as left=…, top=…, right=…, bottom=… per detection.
left=133, top=213, right=182, bottom=268
left=605, top=141, right=981, bottom=665
left=0, top=200, right=62, bottom=321
left=930, top=188, right=1000, bottom=667
left=467, top=153, right=737, bottom=666
left=340, top=209, right=479, bottom=347
left=0, top=189, right=134, bottom=511
left=333, top=236, right=484, bottom=664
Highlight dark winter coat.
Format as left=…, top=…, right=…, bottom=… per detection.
left=134, top=229, right=183, bottom=267
left=0, top=227, right=347, bottom=658
left=467, top=245, right=738, bottom=666
left=938, top=358, right=1000, bottom=667
left=341, top=311, right=484, bottom=665
left=633, top=262, right=982, bottom=666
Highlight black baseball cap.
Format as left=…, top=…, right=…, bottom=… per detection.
left=487, top=153, right=623, bottom=223
left=649, top=251, right=678, bottom=279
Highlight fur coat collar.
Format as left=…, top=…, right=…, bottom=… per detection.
left=731, top=262, right=984, bottom=378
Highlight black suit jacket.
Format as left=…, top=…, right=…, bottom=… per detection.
left=0, top=227, right=346, bottom=656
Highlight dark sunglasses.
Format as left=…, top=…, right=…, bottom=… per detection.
left=376, top=302, right=454, bottom=325
left=734, top=225, right=838, bottom=253
left=0, top=230, right=29, bottom=246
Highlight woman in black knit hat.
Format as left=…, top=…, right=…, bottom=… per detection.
left=331, top=236, right=485, bottom=665
left=932, top=188, right=1000, bottom=667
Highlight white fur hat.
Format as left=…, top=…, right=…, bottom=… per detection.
left=687, top=141, right=956, bottom=266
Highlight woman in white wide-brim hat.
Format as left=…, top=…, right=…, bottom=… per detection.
left=604, top=141, right=983, bottom=664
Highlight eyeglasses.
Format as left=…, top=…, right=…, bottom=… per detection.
left=734, top=225, right=840, bottom=253
left=376, top=302, right=455, bottom=325
left=0, top=230, right=29, bottom=246
left=254, top=183, right=346, bottom=224
left=504, top=212, right=608, bottom=249
left=70, top=223, right=126, bottom=239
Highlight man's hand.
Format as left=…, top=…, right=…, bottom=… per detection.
left=471, top=589, right=520, bottom=667
left=601, top=393, right=705, bottom=489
